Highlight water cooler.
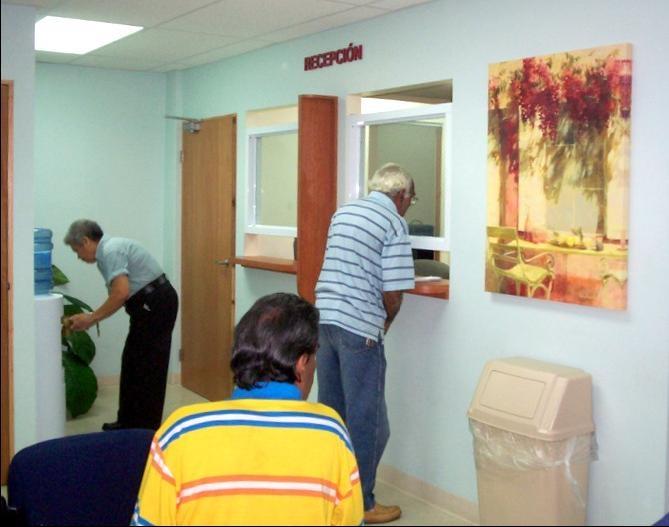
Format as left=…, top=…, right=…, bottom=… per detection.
left=34, top=228, right=66, bottom=440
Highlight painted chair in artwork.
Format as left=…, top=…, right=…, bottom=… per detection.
left=487, top=226, right=555, bottom=299
left=597, top=255, right=627, bottom=306
left=599, top=256, right=627, bottom=289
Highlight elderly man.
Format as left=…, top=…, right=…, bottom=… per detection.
left=132, top=293, right=364, bottom=526
left=315, top=163, right=416, bottom=524
left=64, top=219, right=178, bottom=431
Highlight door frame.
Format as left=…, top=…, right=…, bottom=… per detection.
left=2, top=79, right=15, bottom=485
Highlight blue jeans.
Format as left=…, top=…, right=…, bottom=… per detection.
left=317, top=324, right=389, bottom=511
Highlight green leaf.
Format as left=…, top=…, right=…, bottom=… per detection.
left=63, top=304, right=85, bottom=317
left=61, top=296, right=100, bottom=336
left=62, top=352, right=98, bottom=418
left=55, top=261, right=100, bottom=418
left=64, top=330, right=96, bottom=365
left=52, top=264, right=70, bottom=286
left=62, top=294, right=94, bottom=313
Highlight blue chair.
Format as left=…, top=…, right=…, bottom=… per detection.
left=1, top=495, right=23, bottom=526
left=7, top=429, right=153, bottom=526
left=654, top=512, right=669, bottom=526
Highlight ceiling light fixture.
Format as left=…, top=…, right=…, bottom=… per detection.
left=35, top=16, right=142, bottom=54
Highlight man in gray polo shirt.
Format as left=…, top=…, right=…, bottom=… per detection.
left=65, top=219, right=178, bottom=431
left=315, top=163, right=416, bottom=524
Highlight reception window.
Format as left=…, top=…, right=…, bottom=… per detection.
left=346, top=81, right=453, bottom=254
left=246, top=106, right=298, bottom=237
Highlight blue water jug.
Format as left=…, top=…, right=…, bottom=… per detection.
left=34, top=227, right=53, bottom=295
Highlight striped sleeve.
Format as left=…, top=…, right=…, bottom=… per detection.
left=318, top=404, right=363, bottom=526
left=332, top=456, right=364, bottom=526
left=381, top=218, right=415, bottom=292
left=131, top=437, right=177, bottom=526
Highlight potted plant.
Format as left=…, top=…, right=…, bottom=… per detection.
left=52, top=264, right=98, bottom=418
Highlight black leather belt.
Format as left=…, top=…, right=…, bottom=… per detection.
left=137, top=274, right=168, bottom=298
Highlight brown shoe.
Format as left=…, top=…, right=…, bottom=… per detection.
left=364, top=503, right=402, bottom=524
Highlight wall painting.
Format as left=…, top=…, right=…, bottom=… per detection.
left=486, top=43, right=632, bottom=309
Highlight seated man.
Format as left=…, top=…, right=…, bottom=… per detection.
left=132, top=293, right=363, bottom=526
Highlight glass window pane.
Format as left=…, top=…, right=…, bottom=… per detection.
left=256, top=131, right=298, bottom=227
left=364, top=118, right=444, bottom=238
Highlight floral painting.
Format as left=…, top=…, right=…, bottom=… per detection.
left=486, top=44, right=631, bottom=309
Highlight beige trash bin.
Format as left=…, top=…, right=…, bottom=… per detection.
left=468, top=357, right=597, bottom=526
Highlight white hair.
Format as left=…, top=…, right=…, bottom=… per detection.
left=64, top=219, right=103, bottom=246
left=368, top=163, right=412, bottom=196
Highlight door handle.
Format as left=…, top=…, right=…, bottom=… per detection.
left=215, top=259, right=231, bottom=267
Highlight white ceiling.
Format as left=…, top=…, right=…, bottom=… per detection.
left=3, top=0, right=432, bottom=72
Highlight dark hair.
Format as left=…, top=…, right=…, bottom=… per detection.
left=64, top=219, right=104, bottom=245
left=231, top=293, right=319, bottom=390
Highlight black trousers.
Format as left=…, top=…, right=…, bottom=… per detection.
left=118, top=281, right=178, bottom=430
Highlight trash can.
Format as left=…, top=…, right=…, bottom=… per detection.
left=468, top=357, right=597, bottom=526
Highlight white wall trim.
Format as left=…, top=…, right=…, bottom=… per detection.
left=344, top=103, right=453, bottom=251
left=377, top=463, right=479, bottom=525
left=246, top=123, right=298, bottom=235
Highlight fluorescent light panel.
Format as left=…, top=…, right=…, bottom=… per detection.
left=35, top=16, right=142, bottom=54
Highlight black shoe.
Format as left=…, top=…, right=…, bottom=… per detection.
left=102, top=421, right=124, bottom=431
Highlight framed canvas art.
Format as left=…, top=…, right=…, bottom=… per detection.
left=486, top=44, right=632, bottom=309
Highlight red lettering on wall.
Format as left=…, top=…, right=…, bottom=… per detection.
left=304, top=44, right=364, bottom=71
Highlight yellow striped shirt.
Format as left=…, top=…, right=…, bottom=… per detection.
left=132, top=383, right=363, bottom=525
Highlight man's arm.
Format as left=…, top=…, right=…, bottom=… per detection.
left=68, top=274, right=130, bottom=331
left=131, top=437, right=178, bottom=526
left=333, top=445, right=364, bottom=525
left=382, top=290, right=404, bottom=334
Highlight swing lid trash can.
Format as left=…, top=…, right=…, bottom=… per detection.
left=468, top=356, right=594, bottom=441
left=467, top=357, right=597, bottom=526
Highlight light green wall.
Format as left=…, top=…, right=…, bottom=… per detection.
left=34, top=64, right=170, bottom=377
left=1, top=3, right=37, bottom=452
left=169, top=1, right=669, bottom=523
left=162, top=71, right=183, bottom=371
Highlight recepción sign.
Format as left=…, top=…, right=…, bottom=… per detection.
left=304, top=43, right=364, bottom=71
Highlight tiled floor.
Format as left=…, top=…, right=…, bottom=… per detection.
left=4, top=384, right=472, bottom=526
left=64, top=382, right=209, bottom=436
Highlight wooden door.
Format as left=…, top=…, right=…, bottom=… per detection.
left=1, top=81, right=13, bottom=484
left=181, top=115, right=236, bottom=401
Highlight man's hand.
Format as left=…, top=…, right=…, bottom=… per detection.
left=382, top=291, right=404, bottom=334
left=66, top=275, right=130, bottom=332
left=68, top=313, right=95, bottom=332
